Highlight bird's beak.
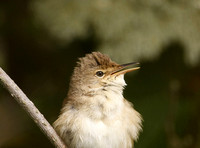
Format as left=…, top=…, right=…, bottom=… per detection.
left=111, top=62, right=140, bottom=76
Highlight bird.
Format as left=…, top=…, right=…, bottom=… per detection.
left=53, top=52, right=142, bottom=148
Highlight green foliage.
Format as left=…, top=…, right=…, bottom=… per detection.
left=32, top=0, right=200, bottom=65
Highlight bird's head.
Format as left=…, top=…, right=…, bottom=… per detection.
left=68, top=52, right=139, bottom=96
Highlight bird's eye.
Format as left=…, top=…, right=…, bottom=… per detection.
left=96, top=71, right=104, bottom=77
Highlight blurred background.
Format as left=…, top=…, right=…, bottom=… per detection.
left=0, top=0, right=200, bottom=148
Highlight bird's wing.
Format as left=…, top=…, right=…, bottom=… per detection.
left=123, top=99, right=143, bottom=141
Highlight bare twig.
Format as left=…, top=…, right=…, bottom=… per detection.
left=0, top=67, right=66, bottom=148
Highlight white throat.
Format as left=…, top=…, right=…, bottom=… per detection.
left=86, top=75, right=127, bottom=119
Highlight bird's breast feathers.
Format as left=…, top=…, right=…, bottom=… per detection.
left=54, top=95, right=142, bottom=148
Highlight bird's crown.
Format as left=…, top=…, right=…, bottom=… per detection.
left=77, top=52, right=119, bottom=70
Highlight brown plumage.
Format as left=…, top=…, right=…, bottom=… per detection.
left=77, top=52, right=118, bottom=69
left=54, top=52, right=142, bottom=148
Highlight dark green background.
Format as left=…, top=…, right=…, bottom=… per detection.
left=0, top=1, right=200, bottom=148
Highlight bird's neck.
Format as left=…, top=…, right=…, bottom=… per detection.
left=67, top=83, right=125, bottom=119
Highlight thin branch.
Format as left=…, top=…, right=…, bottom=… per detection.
left=0, top=67, right=66, bottom=148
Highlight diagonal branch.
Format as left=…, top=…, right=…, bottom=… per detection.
left=0, top=67, right=66, bottom=148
